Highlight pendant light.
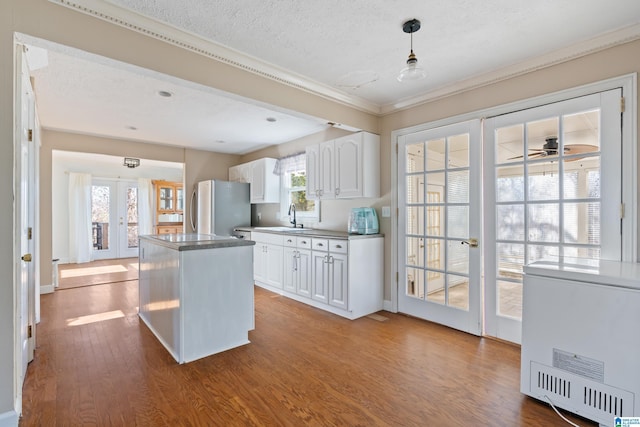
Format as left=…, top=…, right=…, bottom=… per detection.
left=397, top=19, right=426, bottom=82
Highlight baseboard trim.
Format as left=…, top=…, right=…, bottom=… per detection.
left=0, top=409, right=18, bottom=427
left=40, top=283, right=55, bottom=294
left=383, top=299, right=394, bottom=312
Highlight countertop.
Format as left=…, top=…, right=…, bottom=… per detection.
left=234, top=226, right=383, bottom=240
left=140, top=233, right=255, bottom=251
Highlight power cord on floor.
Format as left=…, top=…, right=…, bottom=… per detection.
left=544, top=395, right=582, bottom=427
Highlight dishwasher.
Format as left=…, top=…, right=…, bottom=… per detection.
left=520, top=258, right=640, bottom=426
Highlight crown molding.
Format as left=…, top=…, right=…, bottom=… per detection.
left=381, top=23, right=640, bottom=114
left=47, top=1, right=640, bottom=117
left=48, top=0, right=382, bottom=115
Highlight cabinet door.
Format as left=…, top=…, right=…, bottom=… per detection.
left=335, top=136, right=362, bottom=198
left=297, top=249, right=312, bottom=298
left=283, top=247, right=297, bottom=293
left=319, top=141, right=335, bottom=199
left=311, top=251, right=329, bottom=303
left=250, top=160, right=265, bottom=202
left=328, top=253, right=348, bottom=310
left=265, top=243, right=283, bottom=289
left=253, top=243, right=267, bottom=283
left=158, top=185, right=175, bottom=212
left=176, top=186, right=184, bottom=212
left=306, top=145, right=320, bottom=200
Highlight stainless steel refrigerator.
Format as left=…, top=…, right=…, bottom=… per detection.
left=192, top=180, right=250, bottom=235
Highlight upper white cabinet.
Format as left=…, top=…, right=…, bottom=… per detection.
left=306, top=132, right=380, bottom=200
left=229, top=158, right=280, bottom=203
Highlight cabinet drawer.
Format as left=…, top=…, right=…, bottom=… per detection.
left=252, top=232, right=284, bottom=245
left=329, top=240, right=348, bottom=254
left=312, top=238, right=329, bottom=251
left=283, top=236, right=297, bottom=247
left=296, top=237, right=312, bottom=249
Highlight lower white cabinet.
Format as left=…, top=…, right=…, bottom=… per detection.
left=252, top=232, right=283, bottom=289
left=253, top=230, right=383, bottom=320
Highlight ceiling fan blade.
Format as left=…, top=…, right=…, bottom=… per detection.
left=507, top=154, right=526, bottom=160
left=564, top=144, right=599, bottom=154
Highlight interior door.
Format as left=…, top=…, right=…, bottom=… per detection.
left=398, top=120, right=482, bottom=335
left=15, top=46, right=36, bottom=413
left=483, top=90, right=622, bottom=344
left=92, top=180, right=139, bottom=260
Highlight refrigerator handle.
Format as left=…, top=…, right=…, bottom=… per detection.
left=189, top=186, right=197, bottom=232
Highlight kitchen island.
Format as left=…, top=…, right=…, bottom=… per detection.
left=138, top=233, right=255, bottom=363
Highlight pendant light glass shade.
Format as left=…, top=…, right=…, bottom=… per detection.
left=397, top=19, right=426, bottom=82
left=397, top=51, right=426, bottom=82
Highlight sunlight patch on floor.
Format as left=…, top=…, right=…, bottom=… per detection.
left=66, top=309, right=125, bottom=326
left=60, top=265, right=128, bottom=278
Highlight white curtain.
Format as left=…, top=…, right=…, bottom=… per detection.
left=68, top=172, right=93, bottom=263
left=137, top=178, right=154, bottom=236
left=273, top=152, right=306, bottom=175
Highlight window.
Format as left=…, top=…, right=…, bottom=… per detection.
left=277, top=153, right=319, bottom=223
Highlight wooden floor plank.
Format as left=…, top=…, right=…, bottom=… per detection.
left=21, top=272, right=597, bottom=426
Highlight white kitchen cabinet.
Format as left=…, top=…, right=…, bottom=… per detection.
left=252, top=231, right=283, bottom=290
left=283, top=236, right=311, bottom=297
left=311, top=250, right=330, bottom=303
left=311, top=238, right=348, bottom=309
left=305, top=132, right=379, bottom=200
left=252, top=229, right=383, bottom=320
left=228, top=158, right=280, bottom=203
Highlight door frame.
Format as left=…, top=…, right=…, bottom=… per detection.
left=390, top=74, right=637, bottom=315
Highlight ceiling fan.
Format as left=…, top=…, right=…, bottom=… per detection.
left=509, top=137, right=598, bottom=161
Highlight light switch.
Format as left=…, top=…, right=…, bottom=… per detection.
left=382, top=206, right=391, bottom=217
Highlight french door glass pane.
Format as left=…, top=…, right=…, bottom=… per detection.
left=493, top=106, right=603, bottom=322
left=404, top=132, right=472, bottom=313
left=92, top=185, right=110, bottom=251
left=127, top=186, right=138, bottom=249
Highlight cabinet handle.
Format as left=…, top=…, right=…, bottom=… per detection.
left=287, top=239, right=293, bottom=243
left=317, top=243, right=324, bottom=247
left=335, top=188, right=340, bottom=196
left=301, top=240, right=307, bottom=244
left=335, top=244, right=342, bottom=249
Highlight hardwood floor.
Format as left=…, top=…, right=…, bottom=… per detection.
left=57, top=258, right=139, bottom=289
left=21, top=281, right=596, bottom=426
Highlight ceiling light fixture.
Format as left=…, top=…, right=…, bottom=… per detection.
left=158, top=90, right=173, bottom=97
left=397, top=19, right=426, bottom=82
left=266, top=117, right=277, bottom=122
left=123, top=157, right=140, bottom=168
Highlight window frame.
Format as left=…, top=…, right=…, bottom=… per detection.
left=280, top=167, right=319, bottom=223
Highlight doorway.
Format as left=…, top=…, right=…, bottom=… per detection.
left=92, top=179, right=139, bottom=260
left=395, top=85, right=632, bottom=344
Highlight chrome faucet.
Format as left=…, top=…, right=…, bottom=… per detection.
left=288, top=203, right=301, bottom=228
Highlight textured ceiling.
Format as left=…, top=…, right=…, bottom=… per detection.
left=24, top=0, right=640, bottom=154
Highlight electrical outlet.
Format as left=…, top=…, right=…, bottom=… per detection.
left=382, top=206, right=391, bottom=217
left=257, top=212, right=262, bottom=221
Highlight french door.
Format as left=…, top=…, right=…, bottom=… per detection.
left=398, top=120, right=482, bottom=335
left=92, top=180, right=139, bottom=260
left=483, top=89, right=622, bottom=343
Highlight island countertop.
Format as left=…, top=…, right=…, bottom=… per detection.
left=140, top=233, right=255, bottom=251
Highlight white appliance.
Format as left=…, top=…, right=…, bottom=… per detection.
left=192, top=180, right=250, bottom=235
left=521, top=258, right=640, bottom=426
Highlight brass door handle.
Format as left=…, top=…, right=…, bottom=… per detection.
left=21, top=253, right=32, bottom=262
left=461, top=238, right=478, bottom=248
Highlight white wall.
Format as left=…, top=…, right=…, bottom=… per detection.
left=51, top=150, right=183, bottom=263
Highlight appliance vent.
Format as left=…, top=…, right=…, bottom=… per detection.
left=537, top=369, right=571, bottom=398
left=529, top=362, right=635, bottom=425
left=584, top=386, right=624, bottom=417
